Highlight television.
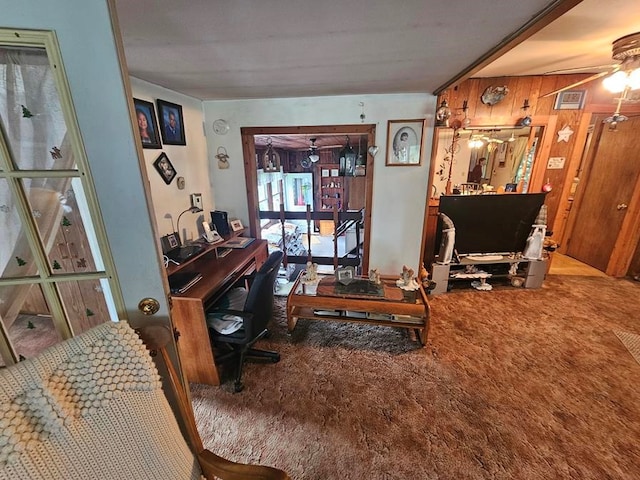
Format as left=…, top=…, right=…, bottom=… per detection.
left=434, top=193, right=547, bottom=257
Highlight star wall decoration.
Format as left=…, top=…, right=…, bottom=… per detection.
left=557, top=125, right=574, bottom=143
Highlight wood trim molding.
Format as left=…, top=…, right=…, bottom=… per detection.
left=434, top=0, right=585, bottom=95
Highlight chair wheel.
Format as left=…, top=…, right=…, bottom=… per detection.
left=233, top=381, right=244, bottom=393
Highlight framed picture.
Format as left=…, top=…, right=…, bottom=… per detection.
left=156, top=99, right=186, bottom=145
left=554, top=90, right=586, bottom=110
left=153, top=152, right=177, bottom=185
left=230, top=219, right=244, bottom=232
left=133, top=98, right=162, bottom=149
left=386, top=119, right=425, bottom=166
left=335, top=266, right=355, bottom=285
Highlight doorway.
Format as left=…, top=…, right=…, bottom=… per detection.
left=564, top=114, right=640, bottom=275
left=241, top=125, right=375, bottom=276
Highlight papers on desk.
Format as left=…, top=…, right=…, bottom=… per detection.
left=224, top=237, right=255, bottom=249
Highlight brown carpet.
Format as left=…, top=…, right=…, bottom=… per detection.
left=190, top=274, right=640, bottom=479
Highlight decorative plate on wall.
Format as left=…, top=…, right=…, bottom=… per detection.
left=212, top=119, right=229, bottom=135
left=481, top=86, right=509, bottom=105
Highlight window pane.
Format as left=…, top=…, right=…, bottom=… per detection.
left=0, top=46, right=74, bottom=171
left=21, top=177, right=104, bottom=276
left=57, top=279, right=111, bottom=335
left=0, top=282, right=62, bottom=366
left=0, top=178, right=41, bottom=279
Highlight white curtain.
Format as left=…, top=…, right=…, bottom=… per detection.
left=0, top=46, right=72, bottom=276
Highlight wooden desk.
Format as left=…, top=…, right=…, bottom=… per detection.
left=168, top=239, right=268, bottom=385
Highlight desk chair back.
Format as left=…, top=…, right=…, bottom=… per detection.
left=242, top=250, right=284, bottom=339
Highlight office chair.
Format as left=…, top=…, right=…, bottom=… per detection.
left=207, top=250, right=284, bottom=392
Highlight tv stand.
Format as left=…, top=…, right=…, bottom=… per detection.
left=430, top=255, right=547, bottom=295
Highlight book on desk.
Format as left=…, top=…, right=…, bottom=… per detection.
left=168, top=271, right=203, bottom=294
left=223, top=237, right=255, bottom=249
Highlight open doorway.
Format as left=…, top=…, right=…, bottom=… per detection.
left=241, top=125, right=376, bottom=292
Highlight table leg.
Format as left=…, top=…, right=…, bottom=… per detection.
left=287, top=305, right=298, bottom=332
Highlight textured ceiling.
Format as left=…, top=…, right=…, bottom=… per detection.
left=115, top=0, right=556, bottom=100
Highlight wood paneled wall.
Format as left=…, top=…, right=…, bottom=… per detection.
left=436, top=74, right=640, bottom=244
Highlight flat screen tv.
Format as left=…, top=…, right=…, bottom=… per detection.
left=434, top=193, right=547, bottom=257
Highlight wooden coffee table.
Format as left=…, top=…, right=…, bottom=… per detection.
left=286, top=272, right=431, bottom=346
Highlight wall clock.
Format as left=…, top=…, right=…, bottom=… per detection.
left=212, top=119, right=229, bottom=135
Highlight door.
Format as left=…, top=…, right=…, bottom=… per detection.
left=565, top=114, right=640, bottom=274
left=1, top=4, right=177, bottom=372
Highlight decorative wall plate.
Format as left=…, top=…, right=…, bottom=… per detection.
left=212, top=119, right=229, bottom=135
left=481, top=86, right=509, bottom=105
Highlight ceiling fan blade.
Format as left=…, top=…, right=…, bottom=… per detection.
left=541, top=70, right=612, bottom=98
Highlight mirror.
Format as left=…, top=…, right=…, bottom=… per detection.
left=432, top=126, right=545, bottom=196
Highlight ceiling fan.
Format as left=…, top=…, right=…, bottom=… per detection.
left=300, top=138, right=320, bottom=168
left=542, top=32, right=640, bottom=104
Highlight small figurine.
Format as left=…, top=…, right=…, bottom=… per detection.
left=368, top=268, right=381, bottom=285
left=395, top=265, right=419, bottom=291
left=418, top=263, right=429, bottom=286
left=303, top=261, right=318, bottom=283
left=401, top=265, right=414, bottom=286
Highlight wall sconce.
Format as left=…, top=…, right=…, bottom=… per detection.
left=518, top=99, right=532, bottom=127
left=461, top=99, right=471, bottom=128
left=435, top=99, right=452, bottom=127
left=367, top=145, right=379, bottom=156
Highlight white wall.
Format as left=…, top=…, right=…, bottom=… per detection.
left=203, top=94, right=437, bottom=274
left=1, top=0, right=171, bottom=324
left=130, top=78, right=211, bottom=243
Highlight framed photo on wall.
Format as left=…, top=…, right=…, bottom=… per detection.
left=386, top=119, right=425, bottom=166
left=133, top=98, right=162, bottom=149
left=153, top=152, right=177, bottom=185
left=156, top=99, right=186, bottom=145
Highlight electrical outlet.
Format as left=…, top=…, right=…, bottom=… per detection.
left=190, top=193, right=203, bottom=211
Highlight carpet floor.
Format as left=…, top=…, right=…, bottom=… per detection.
left=190, top=274, right=640, bottom=479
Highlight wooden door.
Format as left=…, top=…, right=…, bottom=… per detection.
left=565, top=115, right=640, bottom=273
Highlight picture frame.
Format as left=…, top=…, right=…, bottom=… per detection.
left=230, top=219, right=244, bottom=232
left=386, top=119, right=425, bottom=166
left=153, top=152, right=177, bottom=185
left=156, top=99, right=186, bottom=145
left=554, top=90, right=586, bottom=110
left=133, top=98, right=162, bottom=149
left=335, top=266, right=355, bottom=285
left=167, top=232, right=179, bottom=249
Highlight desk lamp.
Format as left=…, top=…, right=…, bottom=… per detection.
left=176, top=206, right=203, bottom=244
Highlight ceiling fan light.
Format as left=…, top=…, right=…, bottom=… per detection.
left=628, top=68, right=640, bottom=90
left=603, top=71, right=628, bottom=93
left=309, top=153, right=320, bottom=163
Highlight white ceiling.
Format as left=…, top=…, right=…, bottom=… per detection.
left=114, top=0, right=640, bottom=101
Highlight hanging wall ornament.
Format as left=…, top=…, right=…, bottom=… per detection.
left=481, top=86, right=509, bottom=105
left=557, top=125, right=574, bottom=142
left=215, top=146, right=230, bottom=169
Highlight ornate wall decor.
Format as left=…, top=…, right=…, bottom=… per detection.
left=481, top=85, right=509, bottom=105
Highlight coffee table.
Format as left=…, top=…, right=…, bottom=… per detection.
left=286, top=272, right=431, bottom=346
